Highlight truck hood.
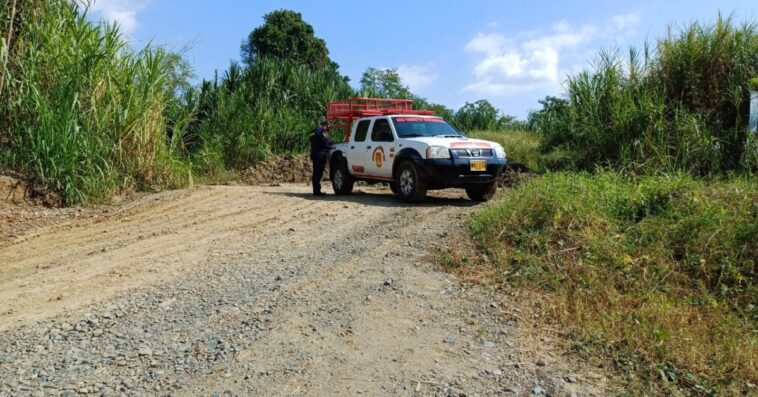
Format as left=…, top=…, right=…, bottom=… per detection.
left=402, top=136, right=499, bottom=149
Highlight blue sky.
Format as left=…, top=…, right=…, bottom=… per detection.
left=89, top=0, right=757, bottom=118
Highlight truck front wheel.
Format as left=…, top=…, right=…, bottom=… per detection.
left=331, top=161, right=354, bottom=195
left=396, top=161, right=427, bottom=203
left=466, top=182, right=497, bottom=202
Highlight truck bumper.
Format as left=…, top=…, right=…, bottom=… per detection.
left=417, top=158, right=507, bottom=189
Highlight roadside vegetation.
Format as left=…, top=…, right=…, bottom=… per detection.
left=531, top=16, right=758, bottom=174
left=467, top=173, right=756, bottom=394
left=0, top=0, right=192, bottom=204
left=457, top=15, right=758, bottom=395
left=467, top=130, right=541, bottom=172
left=0, top=2, right=517, bottom=204
left=184, top=58, right=353, bottom=174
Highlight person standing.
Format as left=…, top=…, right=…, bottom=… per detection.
left=310, top=120, right=332, bottom=196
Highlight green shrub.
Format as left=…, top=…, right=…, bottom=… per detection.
left=185, top=57, right=353, bottom=170
left=532, top=16, right=758, bottom=175
left=470, top=172, right=757, bottom=393
left=0, top=0, right=191, bottom=204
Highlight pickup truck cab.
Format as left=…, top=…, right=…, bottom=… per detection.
left=328, top=115, right=507, bottom=203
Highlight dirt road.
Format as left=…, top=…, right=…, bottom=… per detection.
left=0, top=184, right=608, bottom=396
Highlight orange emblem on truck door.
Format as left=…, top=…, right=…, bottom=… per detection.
left=373, top=146, right=385, bottom=168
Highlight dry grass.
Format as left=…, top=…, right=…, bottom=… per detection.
left=459, top=172, right=757, bottom=395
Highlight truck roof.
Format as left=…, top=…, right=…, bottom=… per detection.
left=354, top=114, right=442, bottom=121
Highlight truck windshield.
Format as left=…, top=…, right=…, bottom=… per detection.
left=392, top=117, right=461, bottom=138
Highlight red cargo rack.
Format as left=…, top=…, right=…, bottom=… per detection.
left=327, top=98, right=436, bottom=142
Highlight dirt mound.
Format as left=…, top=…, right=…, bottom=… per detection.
left=241, top=154, right=327, bottom=185
left=0, top=174, right=61, bottom=207
left=0, top=175, right=72, bottom=245
left=0, top=176, right=28, bottom=204
left=499, top=162, right=534, bottom=187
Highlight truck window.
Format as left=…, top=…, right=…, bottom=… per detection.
left=392, top=117, right=461, bottom=138
left=370, top=119, right=394, bottom=142
left=354, top=120, right=370, bottom=142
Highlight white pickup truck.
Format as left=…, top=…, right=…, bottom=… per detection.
left=328, top=115, right=507, bottom=203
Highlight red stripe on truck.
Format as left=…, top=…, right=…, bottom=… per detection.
left=450, top=142, right=492, bottom=148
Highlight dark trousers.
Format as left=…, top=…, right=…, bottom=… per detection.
left=311, top=151, right=327, bottom=194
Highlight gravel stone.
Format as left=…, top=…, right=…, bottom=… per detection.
left=0, top=185, right=612, bottom=396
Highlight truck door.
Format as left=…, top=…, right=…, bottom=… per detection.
left=346, top=119, right=371, bottom=176
left=365, top=118, right=395, bottom=180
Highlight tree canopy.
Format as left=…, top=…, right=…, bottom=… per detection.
left=240, top=9, right=334, bottom=70
left=455, top=99, right=500, bottom=131
left=358, top=68, right=412, bottom=99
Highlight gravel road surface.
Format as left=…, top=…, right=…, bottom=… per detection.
left=0, top=184, right=609, bottom=396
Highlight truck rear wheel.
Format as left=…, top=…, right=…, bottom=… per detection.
left=396, top=161, right=427, bottom=203
left=331, top=161, right=354, bottom=195
left=466, top=182, right=497, bottom=202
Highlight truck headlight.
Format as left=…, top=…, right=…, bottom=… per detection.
left=426, top=146, right=451, bottom=159
left=494, top=146, right=506, bottom=159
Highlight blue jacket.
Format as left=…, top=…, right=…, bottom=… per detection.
left=310, top=126, right=332, bottom=157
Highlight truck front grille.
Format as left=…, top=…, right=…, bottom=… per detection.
left=451, top=148, right=493, bottom=158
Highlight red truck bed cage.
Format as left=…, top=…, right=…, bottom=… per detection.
left=327, top=98, right=436, bottom=142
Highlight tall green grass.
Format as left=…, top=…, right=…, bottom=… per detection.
left=467, top=130, right=542, bottom=171
left=463, top=14, right=758, bottom=395
left=1, top=0, right=191, bottom=204
left=182, top=58, right=353, bottom=173
left=532, top=15, right=758, bottom=175
left=469, top=172, right=757, bottom=393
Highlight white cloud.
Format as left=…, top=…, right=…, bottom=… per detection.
left=609, top=12, right=641, bottom=37
left=465, top=33, right=509, bottom=57
left=396, top=64, right=438, bottom=92
left=90, top=0, right=149, bottom=37
left=463, top=12, right=641, bottom=96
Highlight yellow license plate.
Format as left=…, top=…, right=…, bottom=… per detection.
left=470, top=160, right=487, bottom=171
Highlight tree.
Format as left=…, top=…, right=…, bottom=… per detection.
left=527, top=96, right=569, bottom=133
left=162, top=51, right=195, bottom=96
left=496, top=114, right=530, bottom=130
left=412, top=97, right=456, bottom=123
left=240, top=9, right=334, bottom=70
left=455, top=99, right=500, bottom=131
left=359, top=68, right=412, bottom=98
left=429, top=104, right=456, bottom=124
